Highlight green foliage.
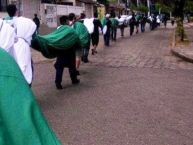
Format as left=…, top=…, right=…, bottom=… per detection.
left=184, top=0, right=193, bottom=13
left=137, top=4, right=148, bottom=13
left=129, top=3, right=137, bottom=11
left=155, top=2, right=172, bottom=13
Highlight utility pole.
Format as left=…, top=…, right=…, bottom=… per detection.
left=147, top=0, right=150, bottom=16
left=137, top=0, right=139, bottom=7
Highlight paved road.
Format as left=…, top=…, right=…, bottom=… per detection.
left=32, top=25, right=193, bottom=145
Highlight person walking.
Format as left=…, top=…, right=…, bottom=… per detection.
left=135, top=14, right=140, bottom=34
left=140, top=14, right=146, bottom=33
left=91, top=12, right=103, bottom=55
left=78, top=13, right=91, bottom=63
left=129, top=13, right=136, bottom=36
left=54, top=16, right=80, bottom=90
left=118, top=15, right=125, bottom=37
left=33, top=13, right=40, bottom=34
left=110, top=12, right=119, bottom=41
left=163, top=15, right=168, bottom=28
left=103, top=14, right=112, bottom=47
left=6, top=4, right=36, bottom=86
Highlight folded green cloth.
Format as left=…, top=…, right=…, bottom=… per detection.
left=73, top=22, right=90, bottom=48
left=31, top=25, right=80, bottom=58
left=0, top=48, right=61, bottom=145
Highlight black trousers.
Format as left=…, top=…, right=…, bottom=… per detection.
left=111, top=27, right=117, bottom=41
left=130, top=25, right=135, bottom=36
left=54, top=50, right=77, bottom=85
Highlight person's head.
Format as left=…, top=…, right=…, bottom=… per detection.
left=94, top=12, right=98, bottom=18
left=34, top=13, right=38, bottom=17
left=80, top=13, right=86, bottom=19
left=68, top=13, right=76, bottom=21
left=60, top=16, right=68, bottom=25
left=6, top=4, right=17, bottom=17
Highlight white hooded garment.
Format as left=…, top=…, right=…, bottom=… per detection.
left=12, top=17, right=36, bottom=84
left=0, top=19, right=16, bottom=54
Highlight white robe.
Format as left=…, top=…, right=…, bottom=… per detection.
left=12, top=17, right=36, bottom=84
left=0, top=19, right=16, bottom=54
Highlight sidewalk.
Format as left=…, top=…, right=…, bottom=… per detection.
left=171, top=22, right=193, bottom=63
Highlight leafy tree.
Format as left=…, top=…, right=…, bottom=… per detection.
left=137, top=4, right=149, bottom=13
left=184, top=0, right=193, bottom=13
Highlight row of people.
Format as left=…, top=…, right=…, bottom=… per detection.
left=0, top=4, right=62, bottom=145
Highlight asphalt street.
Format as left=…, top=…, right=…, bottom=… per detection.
left=32, top=25, right=193, bottom=145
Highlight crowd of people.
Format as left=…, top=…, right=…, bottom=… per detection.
left=0, top=4, right=173, bottom=145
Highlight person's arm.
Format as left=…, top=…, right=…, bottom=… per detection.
left=98, top=20, right=103, bottom=31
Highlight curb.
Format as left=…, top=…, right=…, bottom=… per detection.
left=171, top=27, right=193, bottom=63
left=171, top=48, right=193, bottom=63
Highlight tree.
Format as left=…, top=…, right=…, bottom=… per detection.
left=174, top=0, right=186, bottom=18
left=174, top=0, right=186, bottom=41
left=184, top=0, right=193, bottom=14
left=137, top=4, right=149, bottom=13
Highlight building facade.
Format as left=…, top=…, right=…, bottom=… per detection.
left=0, top=0, right=96, bottom=27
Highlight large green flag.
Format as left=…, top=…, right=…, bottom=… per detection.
left=0, top=48, right=61, bottom=145
left=31, top=25, right=80, bottom=58
left=73, top=22, right=90, bottom=48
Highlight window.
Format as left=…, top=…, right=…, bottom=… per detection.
left=0, top=0, right=8, bottom=12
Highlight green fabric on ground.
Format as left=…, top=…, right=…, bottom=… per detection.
left=31, top=25, right=80, bottom=58
left=73, top=22, right=90, bottom=48
left=0, top=48, right=61, bottom=145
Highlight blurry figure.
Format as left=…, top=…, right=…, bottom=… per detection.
left=33, top=13, right=40, bottom=34
left=78, top=13, right=91, bottom=63
left=140, top=14, right=146, bottom=33
left=129, top=13, right=136, bottom=36
left=118, top=15, right=125, bottom=37
left=110, top=12, right=119, bottom=41
left=135, top=14, right=140, bottom=34
left=156, top=15, right=161, bottom=27
left=91, top=12, right=102, bottom=55
left=171, top=17, right=175, bottom=26
left=103, top=14, right=112, bottom=46
left=163, top=15, right=168, bottom=28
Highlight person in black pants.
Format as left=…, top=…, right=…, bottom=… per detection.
left=54, top=16, right=79, bottom=90
left=129, top=13, right=136, bottom=36
left=103, top=14, right=112, bottom=47
left=91, top=12, right=103, bottom=55
left=78, top=13, right=91, bottom=63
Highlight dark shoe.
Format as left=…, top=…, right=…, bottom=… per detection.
left=72, top=79, right=80, bottom=85
left=91, top=49, right=95, bottom=55
left=56, top=83, right=63, bottom=90
left=76, top=70, right=80, bottom=75
left=82, top=57, right=89, bottom=63
left=83, top=59, right=89, bottom=63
